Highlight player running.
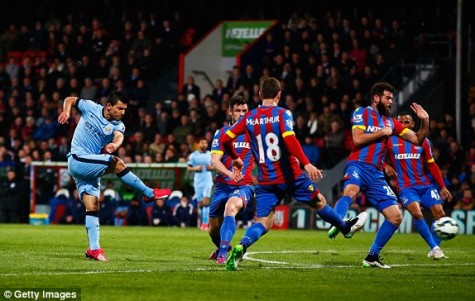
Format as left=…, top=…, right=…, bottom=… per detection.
left=327, top=82, right=430, bottom=268
left=208, top=96, right=255, bottom=264
left=221, top=77, right=366, bottom=271
left=385, top=112, right=453, bottom=259
left=58, top=92, right=171, bottom=262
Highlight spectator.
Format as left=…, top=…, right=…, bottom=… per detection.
left=454, top=189, right=474, bottom=211
left=302, top=136, right=320, bottom=166
left=0, top=168, right=28, bottom=223
left=127, top=197, right=149, bottom=226
left=99, top=193, right=117, bottom=226
left=211, top=79, right=227, bottom=104
left=63, top=190, right=86, bottom=225
left=151, top=198, right=173, bottom=226
left=173, top=195, right=195, bottom=227
left=182, top=75, right=201, bottom=101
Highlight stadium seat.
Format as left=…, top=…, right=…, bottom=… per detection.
left=7, top=51, right=22, bottom=64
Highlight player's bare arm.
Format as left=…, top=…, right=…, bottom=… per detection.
left=104, top=131, right=124, bottom=153
left=211, top=153, right=235, bottom=180
left=401, top=103, right=429, bottom=145
left=58, top=96, right=78, bottom=124
left=352, top=127, right=392, bottom=147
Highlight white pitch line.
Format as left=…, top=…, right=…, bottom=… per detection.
left=243, top=250, right=474, bottom=268
left=2, top=250, right=473, bottom=276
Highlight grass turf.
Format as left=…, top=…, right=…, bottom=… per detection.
left=0, top=224, right=474, bottom=301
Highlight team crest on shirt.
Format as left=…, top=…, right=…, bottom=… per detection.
left=308, top=184, right=314, bottom=191
left=385, top=120, right=392, bottom=127
left=286, top=119, right=294, bottom=129
left=103, top=124, right=113, bottom=134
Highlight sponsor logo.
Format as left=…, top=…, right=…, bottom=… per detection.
left=233, top=141, right=250, bottom=149
left=394, top=153, right=421, bottom=159
left=366, top=125, right=383, bottom=132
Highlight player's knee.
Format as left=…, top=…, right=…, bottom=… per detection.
left=202, top=197, right=211, bottom=206
left=112, top=157, right=126, bottom=172
left=412, top=212, right=424, bottom=220
left=390, top=214, right=403, bottom=226
left=224, top=198, right=242, bottom=215
left=431, top=206, right=445, bottom=220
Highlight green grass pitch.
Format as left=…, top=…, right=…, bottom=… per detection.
left=1, top=225, right=474, bottom=301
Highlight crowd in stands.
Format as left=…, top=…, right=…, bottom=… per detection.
left=0, top=2, right=473, bottom=225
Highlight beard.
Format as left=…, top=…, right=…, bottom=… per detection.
left=376, top=101, right=391, bottom=116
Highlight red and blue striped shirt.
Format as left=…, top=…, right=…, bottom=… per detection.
left=387, top=137, right=434, bottom=189
left=224, top=106, right=303, bottom=185
left=211, top=125, right=254, bottom=185
left=347, top=106, right=407, bottom=170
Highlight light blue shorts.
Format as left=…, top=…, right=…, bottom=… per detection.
left=68, top=153, right=112, bottom=198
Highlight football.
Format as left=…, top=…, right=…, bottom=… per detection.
left=431, top=217, right=460, bottom=240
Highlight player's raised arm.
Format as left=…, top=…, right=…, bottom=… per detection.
left=58, top=96, right=78, bottom=124
left=400, top=102, right=430, bottom=145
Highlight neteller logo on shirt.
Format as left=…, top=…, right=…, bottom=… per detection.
left=233, top=141, right=250, bottom=149
left=394, top=153, right=421, bottom=160
left=366, top=125, right=383, bottom=132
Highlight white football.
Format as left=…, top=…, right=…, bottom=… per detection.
left=432, top=217, right=460, bottom=240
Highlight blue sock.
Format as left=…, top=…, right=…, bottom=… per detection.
left=316, top=204, right=345, bottom=229
left=85, top=211, right=100, bottom=250
left=430, top=221, right=442, bottom=246
left=219, top=216, right=236, bottom=256
left=201, top=206, right=210, bottom=224
left=117, top=168, right=153, bottom=197
left=369, top=220, right=398, bottom=255
left=414, top=218, right=437, bottom=249
left=240, top=222, right=267, bottom=249
left=334, top=195, right=353, bottom=218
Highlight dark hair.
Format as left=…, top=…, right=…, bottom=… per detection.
left=229, top=95, right=248, bottom=110
left=397, top=111, right=413, bottom=119
left=107, top=91, right=129, bottom=105
left=370, top=82, right=395, bottom=99
left=259, top=77, right=281, bottom=99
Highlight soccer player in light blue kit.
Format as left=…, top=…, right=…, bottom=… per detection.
left=208, top=96, right=255, bottom=264
left=187, top=138, right=214, bottom=230
left=58, top=92, right=171, bottom=262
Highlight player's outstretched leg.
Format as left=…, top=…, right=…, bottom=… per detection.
left=117, top=168, right=171, bottom=201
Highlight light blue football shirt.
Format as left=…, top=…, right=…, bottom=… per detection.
left=70, top=99, right=125, bottom=155
left=187, top=150, right=213, bottom=185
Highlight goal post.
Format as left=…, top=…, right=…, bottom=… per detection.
left=30, top=161, right=191, bottom=213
